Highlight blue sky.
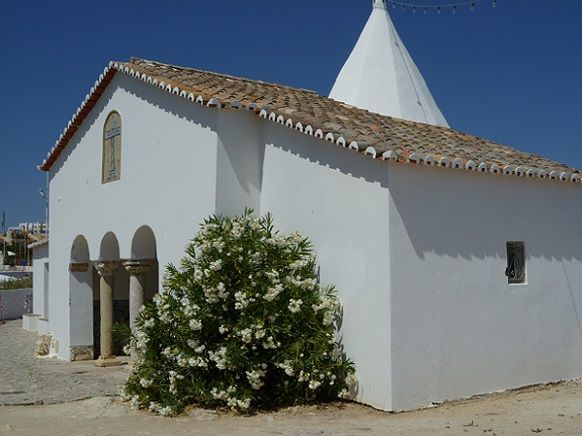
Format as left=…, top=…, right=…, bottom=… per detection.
left=1, top=0, right=581, bottom=227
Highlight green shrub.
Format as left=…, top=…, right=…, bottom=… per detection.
left=0, top=277, right=32, bottom=290
left=112, top=322, right=131, bottom=355
left=123, top=211, right=355, bottom=415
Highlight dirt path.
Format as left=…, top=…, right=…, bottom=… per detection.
left=1, top=381, right=581, bottom=435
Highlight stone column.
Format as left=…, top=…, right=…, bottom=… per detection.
left=93, top=260, right=121, bottom=367
left=122, top=260, right=151, bottom=335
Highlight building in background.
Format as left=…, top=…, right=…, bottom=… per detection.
left=16, top=222, right=47, bottom=235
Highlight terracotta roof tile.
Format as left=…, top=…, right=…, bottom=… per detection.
left=39, top=58, right=581, bottom=186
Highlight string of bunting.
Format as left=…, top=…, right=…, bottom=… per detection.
left=387, top=0, right=499, bottom=14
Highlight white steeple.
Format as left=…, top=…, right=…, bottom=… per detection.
left=329, top=0, right=449, bottom=127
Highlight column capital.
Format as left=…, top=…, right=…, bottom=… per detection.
left=93, top=260, right=119, bottom=277
left=69, top=262, right=89, bottom=272
left=122, top=259, right=153, bottom=275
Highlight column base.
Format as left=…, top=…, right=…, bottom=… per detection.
left=95, top=356, right=123, bottom=367
left=70, top=346, right=94, bottom=361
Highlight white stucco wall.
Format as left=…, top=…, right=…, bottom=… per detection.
left=47, top=74, right=221, bottom=359
left=43, top=69, right=582, bottom=412
left=0, top=289, right=32, bottom=320
left=45, top=72, right=397, bottom=406
left=32, top=243, right=48, bottom=317
left=215, top=110, right=263, bottom=217
left=388, top=162, right=582, bottom=410
left=260, top=124, right=393, bottom=411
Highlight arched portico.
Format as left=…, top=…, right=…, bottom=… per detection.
left=69, top=235, right=93, bottom=361
left=122, top=225, right=159, bottom=354
left=92, top=232, right=125, bottom=367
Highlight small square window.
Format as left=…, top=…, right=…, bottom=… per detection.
left=505, top=241, right=525, bottom=284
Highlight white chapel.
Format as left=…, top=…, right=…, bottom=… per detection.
left=26, top=0, right=582, bottom=412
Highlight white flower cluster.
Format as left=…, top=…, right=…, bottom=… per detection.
left=189, top=318, right=202, bottom=331
left=209, top=259, right=222, bottom=272
left=238, top=327, right=253, bottom=344
left=134, top=327, right=150, bottom=353
left=246, top=365, right=267, bottom=390
left=139, top=378, right=153, bottom=388
left=208, top=347, right=228, bottom=370
left=289, top=257, right=311, bottom=272
left=143, top=318, right=155, bottom=328
left=153, top=293, right=174, bottom=325
left=312, top=294, right=340, bottom=326
left=231, top=221, right=243, bottom=239
left=261, top=335, right=280, bottom=350
left=264, top=283, right=284, bottom=302
left=261, top=232, right=298, bottom=249
left=338, top=373, right=358, bottom=399
left=127, top=394, right=140, bottom=409
left=234, top=291, right=251, bottom=310
left=232, top=323, right=280, bottom=350
left=286, top=275, right=318, bottom=291
left=288, top=298, right=303, bottom=314
left=210, top=385, right=235, bottom=400
left=148, top=401, right=173, bottom=416
left=276, top=360, right=295, bottom=377
left=216, top=282, right=228, bottom=299
left=183, top=301, right=200, bottom=317
left=168, top=370, right=185, bottom=395
left=309, top=380, right=322, bottom=390
left=212, top=238, right=225, bottom=253
left=210, top=386, right=252, bottom=411
left=229, top=397, right=251, bottom=410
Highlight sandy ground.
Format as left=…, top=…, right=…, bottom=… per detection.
left=1, top=381, right=581, bottom=435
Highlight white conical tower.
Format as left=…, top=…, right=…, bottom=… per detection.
left=329, top=0, right=449, bottom=127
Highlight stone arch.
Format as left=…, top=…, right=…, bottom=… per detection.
left=94, top=231, right=128, bottom=362
left=70, top=235, right=90, bottom=263
left=69, top=235, right=94, bottom=360
left=99, top=231, right=120, bottom=260
left=127, top=226, right=159, bottom=330
left=131, top=225, right=157, bottom=259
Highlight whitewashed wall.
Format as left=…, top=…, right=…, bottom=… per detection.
left=0, top=288, right=32, bottom=320
left=388, top=162, right=582, bottom=410
left=260, top=124, right=393, bottom=411
left=32, top=243, right=48, bottom=317
left=44, top=70, right=582, bottom=411
left=48, top=75, right=220, bottom=359
left=215, top=110, right=263, bottom=217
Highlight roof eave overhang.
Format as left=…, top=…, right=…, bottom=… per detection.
left=39, top=65, right=118, bottom=171
left=39, top=61, right=582, bottom=187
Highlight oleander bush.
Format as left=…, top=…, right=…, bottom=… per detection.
left=123, top=210, right=355, bottom=416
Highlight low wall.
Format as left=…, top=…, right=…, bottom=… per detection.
left=0, top=288, right=33, bottom=321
